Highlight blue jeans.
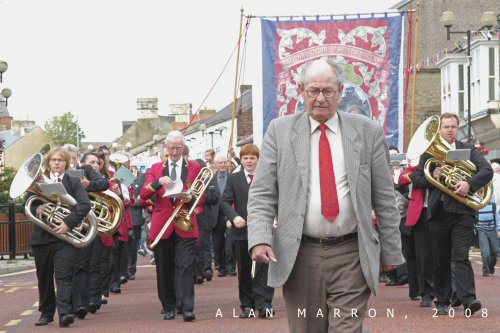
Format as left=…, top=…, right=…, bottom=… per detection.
left=477, top=229, right=499, bottom=274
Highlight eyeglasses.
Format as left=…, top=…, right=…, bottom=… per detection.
left=305, top=88, right=339, bottom=99
left=50, top=158, right=66, bottom=163
left=166, top=146, right=184, bottom=152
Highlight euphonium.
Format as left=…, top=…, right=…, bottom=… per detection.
left=9, top=153, right=98, bottom=248
left=87, top=189, right=124, bottom=237
left=150, top=167, right=213, bottom=249
left=407, top=115, right=493, bottom=211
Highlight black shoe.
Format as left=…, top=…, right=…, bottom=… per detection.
left=435, top=304, right=448, bottom=315
left=195, top=276, right=204, bottom=284
left=163, top=310, right=175, bottom=320
left=110, top=286, right=121, bottom=294
left=35, top=314, right=54, bottom=326
left=76, top=306, right=87, bottom=319
left=463, top=299, right=482, bottom=316
left=101, top=297, right=108, bottom=304
left=120, top=276, right=128, bottom=284
left=228, top=270, right=237, bottom=276
left=204, top=270, right=213, bottom=281
left=396, top=276, right=409, bottom=286
left=88, top=303, right=98, bottom=314
left=258, top=307, right=275, bottom=318
left=385, top=279, right=398, bottom=286
left=59, top=314, right=75, bottom=327
left=490, top=267, right=495, bottom=274
left=239, top=307, right=256, bottom=318
left=183, top=311, right=196, bottom=322
left=128, top=274, right=136, bottom=280
left=420, top=296, right=433, bottom=307
left=451, top=298, right=462, bottom=307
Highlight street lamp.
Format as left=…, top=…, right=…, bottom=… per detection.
left=440, top=11, right=497, bottom=143
left=1, top=88, right=12, bottom=106
left=0, top=61, right=7, bottom=83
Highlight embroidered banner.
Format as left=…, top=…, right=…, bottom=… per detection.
left=261, top=14, right=404, bottom=148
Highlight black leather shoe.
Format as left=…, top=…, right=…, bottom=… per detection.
left=110, top=286, right=121, bottom=294
left=76, top=306, right=87, bottom=319
left=120, top=276, right=128, bottom=284
left=396, top=276, right=409, bottom=286
left=420, top=296, right=433, bottom=307
left=88, top=303, right=98, bottom=314
left=127, top=274, right=136, bottom=280
left=239, top=307, right=255, bottom=318
left=35, top=314, right=54, bottom=326
left=228, top=269, right=237, bottom=276
left=183, top=311, right=196, bottom=322
left=163, top=310, right=175, bottom=320
left=385, top=279, right=398, bottom=286
left=101, top=297, right=108, bottom=304
left=463, top=299, right=481, bottom=316
left=450, top=298, right=462, bottom=307
left=59, top=314, right=75, bottom=327
left=218, top=270, right=227, bottom=277
left=204, top=270, right=213, bottom=281
left=195, top=276, right=204, bottom=284
left=435, top=304, right=448, bottom=315
left=258, top=307, right=275, bottom=318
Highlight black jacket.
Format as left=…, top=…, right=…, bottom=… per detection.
left=220, top=170, right=251, bottom=241
left=29, top=174, right=91, bottom=246
left=79, top=164, right=109, bottom=192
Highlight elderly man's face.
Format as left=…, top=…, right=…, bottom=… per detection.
left=300, top=61, right=343, bottom=123
left=165, top=137, right=184, bottom=163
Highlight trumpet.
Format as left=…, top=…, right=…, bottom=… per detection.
left=150, top=167, right=213, bottom=249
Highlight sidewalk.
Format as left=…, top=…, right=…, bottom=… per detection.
left=0, top=255, right=35, bottom=275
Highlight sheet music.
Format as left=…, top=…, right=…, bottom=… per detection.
left=113, top=166, right=137, bottom=187
left=162, top=179, right=190, bottom=198
left=38, top=183, right=68, bottom=196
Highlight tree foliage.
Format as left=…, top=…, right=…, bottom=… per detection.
left=0, top=167, right=24, bottom=213
left=44, top=112, right=85, bottom=147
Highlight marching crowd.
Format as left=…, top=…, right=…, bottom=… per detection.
left=21, top=59, right=498, bottom=333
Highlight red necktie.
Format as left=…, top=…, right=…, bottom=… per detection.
left=318, top=123, right=339, bottom=222
left=56, top=177, right=61, bottom=183
left=248, top=174, right=254, bottom=186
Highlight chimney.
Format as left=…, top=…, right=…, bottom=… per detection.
left=199, top=108, right=216, bottom=121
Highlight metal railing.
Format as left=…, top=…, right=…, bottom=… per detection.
left=0, top=203, right=32, bottom=259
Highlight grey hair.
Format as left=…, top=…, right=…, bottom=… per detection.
left=298, top=58, right=345, bottom=86
left=62, top=143, right=79, bottom=153
left=164, top=130, right=185, bottom=144
left=214, top=154, right=227, bottom=163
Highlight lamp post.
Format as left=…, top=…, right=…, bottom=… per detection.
left=0, top=61, right=7, bottom=83
left=1, top=88, right=12, bottom=107
left=440, top=11, right=497, bottom=143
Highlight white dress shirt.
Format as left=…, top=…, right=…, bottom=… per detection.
left=303, top=113, right=357, bottom=238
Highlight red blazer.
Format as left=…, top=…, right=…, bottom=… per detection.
left=140, top=159, right=204, bottom=240
left=398, top=166, right=423, bottom=227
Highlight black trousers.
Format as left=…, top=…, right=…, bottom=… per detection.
left=110, top=238, right=129, bottom=288
left=154, top=233, right=196, bottom=312
left=212, top=228, right=226, bottom=273
left=32, top=241, right=77, bottom=318
left=233, top=240, right=274, bottom=310
left=71, top=245, right=91, bottom=311
left=429, top=203, right=476, bottom=305
left=89, top=237, right=106, bottom=305
left=194, top=229, right=213, bottom=277
left=128, top=225, right=142, bottom=276
left=413, top=208, right=434, bottom=298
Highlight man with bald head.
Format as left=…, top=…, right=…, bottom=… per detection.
left=247, top=58, right=403, bottom=332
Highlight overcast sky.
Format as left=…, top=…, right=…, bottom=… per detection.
left=0, top=0, right=399, bottom=142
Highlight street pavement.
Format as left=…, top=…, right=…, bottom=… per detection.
left=0, top=251, right=499, bottom=333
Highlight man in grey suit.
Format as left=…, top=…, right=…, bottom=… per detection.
left=247, top=59, right=404, bottom=333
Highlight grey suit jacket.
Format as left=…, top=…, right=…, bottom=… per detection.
left=247, top=111, right=404, bottom=294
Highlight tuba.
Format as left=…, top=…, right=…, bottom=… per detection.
left=407, top=115, right=493, bottom=210
left=150, top=167, right=213, bottom=249
left=9, top=154, right=98, bottom=248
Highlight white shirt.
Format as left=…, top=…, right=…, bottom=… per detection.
left=50, top=172, right=65, bottom=183
left=244, top=169, right=254, bottom=184
left=303, top=113, right=357, bottom=238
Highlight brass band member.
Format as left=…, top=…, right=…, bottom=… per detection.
left=139, top=131, right=205, bottom=322
left=31, top=147, right=91, bottom=327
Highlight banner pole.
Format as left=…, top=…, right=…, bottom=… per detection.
left=410, top=1, right=420, bottom=137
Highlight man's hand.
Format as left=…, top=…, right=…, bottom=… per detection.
left=454, top=181, right=470, bottom=197
left=233, top=216, right=246, bottom=228
left=432, top=166, right=442, bottom=180
left=158, top=176, right=175, bottom=188
left=251, top=244, right=277, bottom=264
left=54, top=221, right=70, bottom=234
left=226, top=220, right=232, bottom=229
left=381, top=265, right=400, bottom=272
left=81, top=178, right=90, bottom=189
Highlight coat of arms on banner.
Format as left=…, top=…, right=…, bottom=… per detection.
left=261, top=15, right=403, bottom=148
